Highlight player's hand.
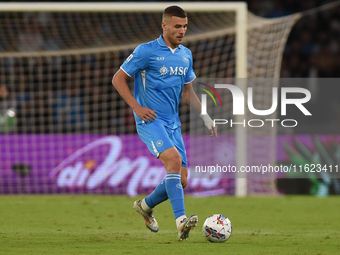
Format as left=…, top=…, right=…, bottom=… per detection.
left=133, top=105, right=157, bottom=122
left=200, top=113, right=217, bottom=138
left=207, top=125, right=218, bottom=138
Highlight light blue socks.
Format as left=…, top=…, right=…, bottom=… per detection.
left=145, top=173, right=185, bottom=219
left=164, top=173, right=185, bottom=219
left=145, top=179, right=168, bottom=208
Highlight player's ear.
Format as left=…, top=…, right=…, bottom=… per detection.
left=161, top=20, right=166, bottom=31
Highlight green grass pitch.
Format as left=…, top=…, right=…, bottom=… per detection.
left=0, top=195, right=339, bottom=255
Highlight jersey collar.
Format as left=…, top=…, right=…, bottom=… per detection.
left=157, top=35, right=182, bottom=49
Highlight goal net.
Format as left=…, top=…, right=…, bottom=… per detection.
left=0, top=2, right=300, bottom=196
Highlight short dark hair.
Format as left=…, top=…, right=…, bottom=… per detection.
left=163, top=5, right=187, bottom=19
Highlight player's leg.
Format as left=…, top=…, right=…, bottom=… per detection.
left=143, top=163, right=187, bottom=212
left=158, top=147, right=184, bottom=220
left=159, top=147, right=187, bottom=232
left=159, top=148, right=197, bottom=240
left=171, top=126, right=189, bottom=189
left=133, top=121, right=174, bottom=232
left=133, top=121, right=197, bottom=238
left=137, top=155, right=188, bottom=232
left=181, top=166, right=188, bottom=188
left=166, top=128, right=198, bottom=240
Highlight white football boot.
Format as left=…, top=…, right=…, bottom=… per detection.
left=133, top=200, right=159, bottom=232
left=177, top=215, right=198, bottom=241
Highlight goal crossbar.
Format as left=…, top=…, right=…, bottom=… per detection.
left=0, top=2, right=247, bottom=12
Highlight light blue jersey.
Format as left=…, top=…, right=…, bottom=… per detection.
left=121, top=35, right=196, bottom=129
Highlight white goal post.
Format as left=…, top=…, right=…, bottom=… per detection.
left=0, top=2, right=299, bottom=196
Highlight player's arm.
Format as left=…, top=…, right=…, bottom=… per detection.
left=112, top=69, right=157, bottom=122
left=182, top=82, right=217, bottom=138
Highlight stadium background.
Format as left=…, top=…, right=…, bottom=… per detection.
left=0, top=0, right=340, bottom=196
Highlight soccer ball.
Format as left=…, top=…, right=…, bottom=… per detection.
left=202, top=214, right=232, bottom=243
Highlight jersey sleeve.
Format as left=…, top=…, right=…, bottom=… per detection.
left=120, top=44, right=150, bottom=77
left=184, top=50, right=196, bottom=84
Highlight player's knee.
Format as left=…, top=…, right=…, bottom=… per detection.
left=172, top=156, right=182, bottom=173
left=166, top=155, right=182, bottom=173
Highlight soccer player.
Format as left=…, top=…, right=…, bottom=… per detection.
left=112, top=5, right=216, bottom=241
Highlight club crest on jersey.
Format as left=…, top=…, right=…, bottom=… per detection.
left=159, top=65, right=169, bottom=76
left=182, top=56, right=188, bottom=63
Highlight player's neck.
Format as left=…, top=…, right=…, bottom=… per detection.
left=167, top=44, right=178, bottom=50
left=162, top=36, right=178, bottom=50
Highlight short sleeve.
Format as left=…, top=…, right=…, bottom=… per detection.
left=120, top=44, right=150, bottom=77
left=185, top=51, right=196, bottom=84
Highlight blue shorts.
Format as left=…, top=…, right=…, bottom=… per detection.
left=136, top=120, right=187, bottom=167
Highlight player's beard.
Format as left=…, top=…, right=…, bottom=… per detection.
left=168, top=33, right=183, bottom=48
